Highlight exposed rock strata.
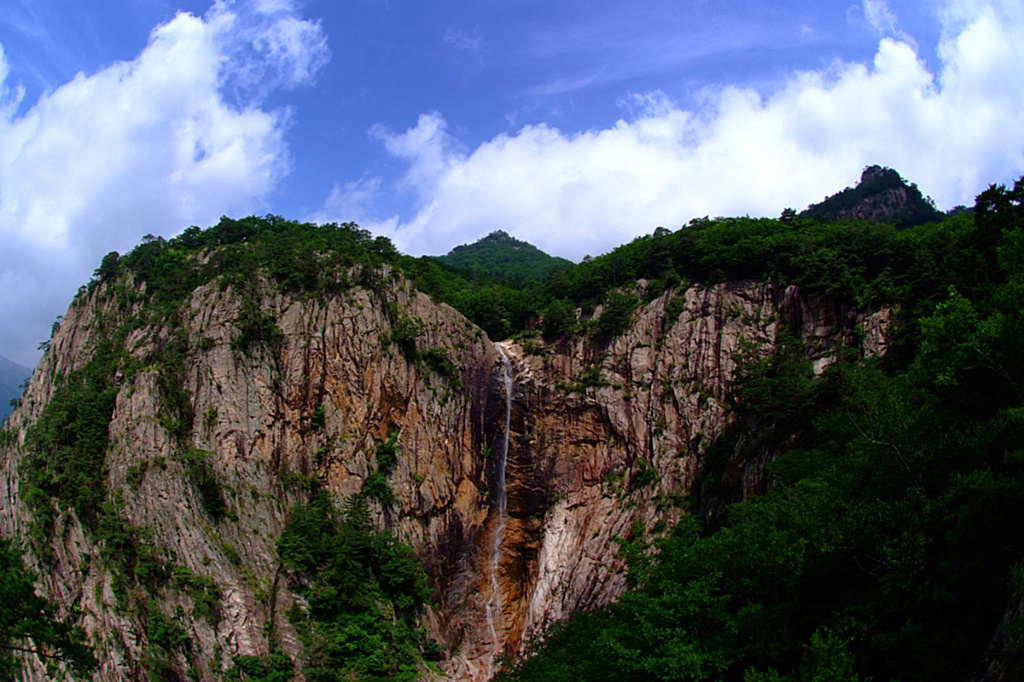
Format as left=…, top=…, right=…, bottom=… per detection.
left=0, top=274, right=887, bottom=681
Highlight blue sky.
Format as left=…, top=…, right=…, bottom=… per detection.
left=1, top=0, right=1023, bottom=367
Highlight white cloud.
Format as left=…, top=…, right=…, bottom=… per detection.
left=213, top=0, right=329, bottom=103
left=444, top=27, right=484, bottom=54
left=370, top=113, right=466, bottom=203
left=253, top=0, right=297, bottom=13
left=860, top=0, right=917, bottom=47
left=325, top=0, right=1024, bottom=263
left=308, top=177, right=385, bottom=226
left=0, top=0, right=328, bottom=366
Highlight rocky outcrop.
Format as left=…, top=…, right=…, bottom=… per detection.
left=976, top=589, right=1024, bottom=681
left=0, top=272, right=888, bottom=681
left=801, top=165, right=944, bottom=228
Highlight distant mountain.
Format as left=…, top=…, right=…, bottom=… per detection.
left=434, top=230, right=573, bottom=281
left=800, top=165, right=946, bottom=228
left=0, top=355, right=31, bottom=422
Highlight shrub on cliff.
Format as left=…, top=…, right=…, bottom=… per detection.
left=0, top=539, right=96, bottom=679
left=278, top=492, right=432, bottom=679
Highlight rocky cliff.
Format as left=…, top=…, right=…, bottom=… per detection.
left=0, top=267, right=888, bottom=681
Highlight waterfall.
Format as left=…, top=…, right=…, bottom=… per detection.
left=486, top=344, right=513, bottom=677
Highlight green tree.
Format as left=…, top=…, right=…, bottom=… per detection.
left=542, top=298, right=575, bottom=339
left=592, top=290, right=638, bottom=341
left=278, top=492, right=431, bottom=679
left=0, top=540, right=96, bottom=680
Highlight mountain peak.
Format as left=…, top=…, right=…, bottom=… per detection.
left=479, top=229, right=512, bottom=242
left=859, top=164, right=896, bottom=185
left=437, top=231, right=572, bottom=281
left=800, top=165, right=945, bottom=228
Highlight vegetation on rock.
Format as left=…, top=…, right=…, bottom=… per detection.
left=22, top=339, right=120, bottom=548
left=495, top=177, right=1024, bottom=681
left=0, top=539, right=96, bottom=680
left=800, top=164, right=947, bottom=228
left=277, top=491, right=434, bottom=680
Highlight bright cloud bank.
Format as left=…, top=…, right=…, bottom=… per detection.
left=0, top=0, right=328, bottom=366
left=346, top=0, right=1024, bottom=261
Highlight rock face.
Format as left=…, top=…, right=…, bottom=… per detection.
left=0, top=272, right=887, bottom=681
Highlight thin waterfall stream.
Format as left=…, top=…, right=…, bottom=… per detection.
left=486, top=344, right=513, bottom=677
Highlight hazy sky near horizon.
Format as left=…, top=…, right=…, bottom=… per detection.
left=0, top=0, right=1023, bottom=367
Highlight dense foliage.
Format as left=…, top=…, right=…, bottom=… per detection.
left=93, top=216, right=401, bottom=308
left=87, top=197, right=953, bottom=351
left=408, top=211, right=964, bottom=346
left=276, top=491, right=434, bottom=680
left=434, top=230, right=573, bottom=282
left=495, top=178, right=1024, bottom=681
left=0, top=539, right=96, bottom=680
left=395, top=167, right=957, bottom=344
left=22, top=339, right=120, bottom=550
